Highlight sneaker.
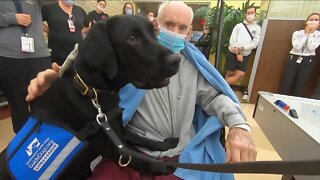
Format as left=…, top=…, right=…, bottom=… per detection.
left=241, top=89, right=248, bottom=103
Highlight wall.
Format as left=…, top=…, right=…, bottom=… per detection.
left=267, top=1, right=320, bottom=19
left=225, top=0, right=261, bottom=8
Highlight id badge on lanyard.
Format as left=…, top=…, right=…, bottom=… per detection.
left=68, top=15, right=76, bottom=32
left=14, top=0, right=34, bottom=53
left=21, top=34, right=35, bottom=53
left=296, top=56, right=303, bottom=63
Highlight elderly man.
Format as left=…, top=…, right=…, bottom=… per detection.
left=27, top=2, right=256, bottom=180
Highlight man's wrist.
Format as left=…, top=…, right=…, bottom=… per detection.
left=232, top=124, right=251, bottom=132
left=236, top=47, right=244, bottom=55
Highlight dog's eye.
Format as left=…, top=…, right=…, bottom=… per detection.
left=128, top=35, right=138, bottom=42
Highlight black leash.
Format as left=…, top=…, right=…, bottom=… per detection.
left=99, top=117, right=320, bottom=175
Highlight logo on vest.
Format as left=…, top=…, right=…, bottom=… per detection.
left=26, top=138, right=40, bottom=156
left=25, top=138, right=59, bottom=171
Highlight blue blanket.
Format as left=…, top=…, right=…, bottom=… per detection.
left=119, top=42, right=238, bottom=180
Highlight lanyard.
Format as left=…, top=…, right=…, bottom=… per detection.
left=12, top=0, right=28, bottom=34
left=301, top=37, right=308, bottom=54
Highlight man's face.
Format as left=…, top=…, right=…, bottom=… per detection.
left=98, top=1, right=106, bottom=9
left=246, top=7, right=256, bottom=17
left=158, top=4, right=191, bottom=36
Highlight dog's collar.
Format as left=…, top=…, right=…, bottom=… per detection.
left=73, top=72, right=116, bottom=101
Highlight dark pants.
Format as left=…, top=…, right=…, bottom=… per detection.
left=225, top=51, right=250, bottom=72
left=279, top=54, right=315, bottom=97
left=0, top=56, right=51, bottom=133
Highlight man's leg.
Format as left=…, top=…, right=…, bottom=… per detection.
left=225, top=70, right=233, bottom=81
left=0, top=56, right=51, bottom=133
left=226, top=70, right=245, bottom=85
left=0, top=57, right=30, bottom=133
left=225, top=52, right=237, bottom=85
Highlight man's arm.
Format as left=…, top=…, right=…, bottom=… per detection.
left=0, top=10, right=32, bottom=27
left=229, top=24, right=240, bottom=52
left=0, top=11, right=17, bottom=27
left=196, top=73, right=249, bottom=129
left=196, top=74, right=256, bottom=162
left=242, top=25, right=261, bottom=51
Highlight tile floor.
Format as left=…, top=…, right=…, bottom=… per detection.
left=0, top=103, right=283, bottom=179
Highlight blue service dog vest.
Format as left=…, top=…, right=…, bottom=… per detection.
left=6, top=117, right=88, bottom=179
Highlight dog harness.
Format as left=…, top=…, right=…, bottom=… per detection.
left=6, top=117, right=87, bottom=180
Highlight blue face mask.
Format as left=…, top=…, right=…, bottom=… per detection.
left=125, top=9, right=133, bottom=15
left=64, top=0, right=74, bottom=6
left=158, top=27, right=186, bottom=53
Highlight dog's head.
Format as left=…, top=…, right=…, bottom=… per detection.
left=76, top=15, right=180, bottom=90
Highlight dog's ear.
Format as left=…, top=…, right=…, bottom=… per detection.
left=77, top=21, right=118, bottom=79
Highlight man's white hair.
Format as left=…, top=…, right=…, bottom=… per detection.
left=157, top=1, right=194, bottom=25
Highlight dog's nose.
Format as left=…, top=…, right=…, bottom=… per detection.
left=165, top=54, right=180, bottom=72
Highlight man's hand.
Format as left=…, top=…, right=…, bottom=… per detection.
left=26, top=63, right=60, bottom=102
left=236, top=54, right=243, bottom=62
left=15, top=13, right=32, bottom=27
left=225, top=127, right=257, bottom=162
left=232, top=47, right=238, bottom=54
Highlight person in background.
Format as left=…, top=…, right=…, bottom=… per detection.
left=88, top=0, right=109, bottom=27
left=147, top=11, right=154, bottom=21
left=26, top=2, right=257, bottom=180
left=41, top=0, right=90, bottom=66
left=152, top=17, right=160, bottom=36
left=122, top=2, right=134, bottom=15
left=146, top=11, right=159, bottom=36
left=224, top=5, right=261, bottom=102
left=279, top=13, right=320, bottom=97
left=225, top=5, right=261, bottom=85
left=0, top=0, right=52, bottom=133
left=195, top=25, right=211, bottom=59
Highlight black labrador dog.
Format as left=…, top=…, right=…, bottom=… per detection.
left=0, top=15, right=180, bottom=179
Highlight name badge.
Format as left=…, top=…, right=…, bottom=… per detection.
left=21, top=35, right=35, bottom=53
left=296, top=56, right=303, bottom=64
left=68, top=19, right=76, bottom=32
